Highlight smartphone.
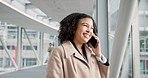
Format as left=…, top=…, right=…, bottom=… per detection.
left=88, top=36, right=98, bottom=48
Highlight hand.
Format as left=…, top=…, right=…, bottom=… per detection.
left=88, top=34, right=102, bottom=57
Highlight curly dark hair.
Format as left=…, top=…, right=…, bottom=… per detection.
left=58, top=13, right=98, bottom=43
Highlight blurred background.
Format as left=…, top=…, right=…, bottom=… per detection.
left=0, top=0, right=147, bottom=78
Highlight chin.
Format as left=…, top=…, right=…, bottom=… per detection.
left=83, top=39, right=89, bottom=43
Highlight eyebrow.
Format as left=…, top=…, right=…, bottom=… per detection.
left=81, top=22, right=94, bottom=27
left=81, top=22, right=88, bottom=25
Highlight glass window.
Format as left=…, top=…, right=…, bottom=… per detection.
left=140, top=39, right=145, bottom=52
left=0, top=58, right=2, bottom=67
left=23, top=45, right=32, bottom=50
left=23, top=58, right=37, bottom=67
left=145, top=15, right=148, bottom=26
left=139, top=14, right=144, bottom=26
left=7, top=26, right=17, bottom=29
left=0, top=45, right=4, bottom=50
left=34, top=46, right=37, bottom=50
left=23, top=45, right=37, bottom=50
left=0, top=58, right=14, bottom=67
left=8, top=31, right=17, bottom=39
left=146, top=38, right=148, bottom=52
left=23, top=31, right=38, bottom=39
left=140, top=60, right=145, bottom=74
left=146, top=60, right=148, bottom=74
left=7, top=45, right=15, bottom=50
left=49, top=35, right=54, bottom=40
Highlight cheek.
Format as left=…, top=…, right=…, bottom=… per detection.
left=75, top=30, right=82, bottom=37
left=82, top=28, right=88, bottom=33
left=90, top=30, right=93, bottom=35
left=78, top=28, right=85, bottom=33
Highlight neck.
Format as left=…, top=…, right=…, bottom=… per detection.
left=73, top=40, right=83, bottom=49
left=72, top=40, right=84, bottom=55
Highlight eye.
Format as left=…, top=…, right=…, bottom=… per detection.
left=91, top=26, right=94, bottom=30
left=83, top=24, right=88, bottom=27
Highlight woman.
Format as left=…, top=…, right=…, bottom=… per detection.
left=46, top=13, right=109, bottom=78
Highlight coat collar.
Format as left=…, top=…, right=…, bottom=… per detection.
left=61, top=41, right=95, bottom=63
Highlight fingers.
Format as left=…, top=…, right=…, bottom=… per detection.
left=92, top=33, right=99, bottom=42
left=87, top=42, right=93, bottom=48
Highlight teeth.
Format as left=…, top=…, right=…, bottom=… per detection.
left=84, top=34, right=89, bottom=38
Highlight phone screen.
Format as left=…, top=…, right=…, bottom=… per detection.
left=88, top=36, right=98, bottom=48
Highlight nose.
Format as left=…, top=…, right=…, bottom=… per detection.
left=86, top=27, right=90, bottom=32
left=86, top=28, right=93, bottom=36
left=86, top=27, right=93, bottom=33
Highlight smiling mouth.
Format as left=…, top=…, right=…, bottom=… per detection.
left=83, top=33, right=90, bottom=39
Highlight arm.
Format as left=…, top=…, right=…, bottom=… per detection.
left=46, top=48, right=64, bottom=78
left=88, top=34, right=109, bottom=78
left=96, top=54, right=109, bottom=78
left=96, top=54, right=109, bottom=66
left=98, top=61, right=109, bottom=78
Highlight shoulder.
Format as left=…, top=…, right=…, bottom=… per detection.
left=51, top=41, right=76, bottom=58
left=51, top=45, right=64, bottom=57
left=51, top=42, right=69, bottom=59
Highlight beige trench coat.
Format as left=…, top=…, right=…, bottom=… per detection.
left=46, top=41, right=109, bottom=78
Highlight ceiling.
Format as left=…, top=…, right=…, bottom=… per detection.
left=0, top=0, right=96, bottom=35
left=29, top=0, right=96, bottom=22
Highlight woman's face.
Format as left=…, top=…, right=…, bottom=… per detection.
left=73, top=17, right=94, bottom=44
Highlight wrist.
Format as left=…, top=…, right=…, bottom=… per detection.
left=95, top=54, right=101, bottom=57
left=95, top=52, right=102, bottom=57
left=96, top=54, right=107, bottom=64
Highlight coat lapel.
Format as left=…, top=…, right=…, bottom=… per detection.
left=84, top=45, right=96, bottom=64
left=62, top=41, right=88, bottom=64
